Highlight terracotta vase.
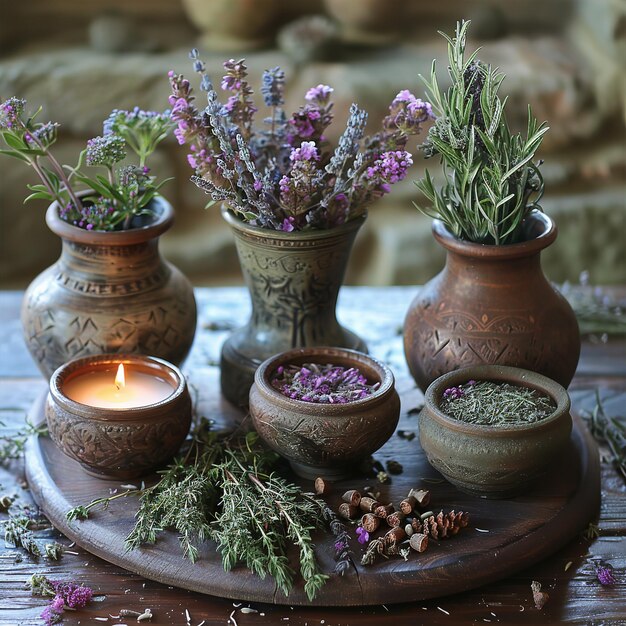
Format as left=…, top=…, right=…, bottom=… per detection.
left=22, top=196, right=197, bottom=378
left=220, top=207, right=366, bottom=406
left=403, top=212, right=580, bottom=391
left=419, top=365, right=572, bottom=498
left=250, top=347, right=400, bottom=480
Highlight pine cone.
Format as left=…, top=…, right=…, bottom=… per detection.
left=422, top=510, right=470, bottom=540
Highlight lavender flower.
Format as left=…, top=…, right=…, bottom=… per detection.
left=26, top=121, right=59, bottom=147
left=356, top=526, right=369, bottom=545
left=290, top=141, right=319, bottom=163
left=271, top=362, right=379, bottom=404
left=442, top=386, right=465, bottom=400
left=596, top=564, right=616, bottom=586
left=85, top=135, right=126, bottom=167
left=171, top=54, right=430, bottom=230
left=41, top=597, right=64, bottom=626
left=261, top=67, right=285, bottom=107
left=305, top=84, right=334, bottom=105
left=0, top=97, right=26, bottom=129
left=367, top=150, right=413, bottom=185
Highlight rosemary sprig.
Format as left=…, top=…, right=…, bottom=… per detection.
left=0, top=415, right=47, bottom=466
left=582, top=391, right=626, bottom=482
left=66, top=489, right=141, bottom=522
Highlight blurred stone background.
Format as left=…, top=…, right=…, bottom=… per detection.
left=0, top=0, right=624, bottom=288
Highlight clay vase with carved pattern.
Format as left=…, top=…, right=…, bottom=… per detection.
left=22, top=196, right=197, bottom=378
left=403, top=211, right=580, bottom=391
left=220, top=207, right=367, bottom=406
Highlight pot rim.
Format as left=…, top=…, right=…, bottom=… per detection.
left=221, top=206, right=366, bottom=242
left=432, top=210, right=557, bottom=260
left=48, top=353, right=187, bottom=421
left=252, top=346, right=395, bottom=414
left=46, top=192, right=173, bottom=245
left=424, top=364, right=570, bottom=437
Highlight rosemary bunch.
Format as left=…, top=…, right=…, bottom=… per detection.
left=416, top=20, right=549, bottom=244
left=212, top=455, right=328, bottom=601
left=68, top=418, right=335, bottom=600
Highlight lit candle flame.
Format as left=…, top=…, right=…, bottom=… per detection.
left=115, top=363, right=126, bottom=390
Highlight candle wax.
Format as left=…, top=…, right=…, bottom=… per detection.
left=64, top=367, right=173, bottom=409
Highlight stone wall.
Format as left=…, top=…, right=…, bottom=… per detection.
left=0, top=0, right=624, bottom=288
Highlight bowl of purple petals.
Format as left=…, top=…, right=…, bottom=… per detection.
left=249, top=347, right=400, bottom=479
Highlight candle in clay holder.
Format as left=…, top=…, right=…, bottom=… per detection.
left=46, top=354, right=192, bottom=479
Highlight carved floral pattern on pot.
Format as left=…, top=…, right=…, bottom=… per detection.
left=45, top=354, right=192, bottom=479
left=419, top=365, right=572, bottom=498
left=220, top=208, right=366, bottom=406
left=249, top=347, right=400, bottom=480
left=404, top=212, right=580, bottom=391
left=22, top=196, right=197, bottom=378
left=45, top=401, right=190, bottom=478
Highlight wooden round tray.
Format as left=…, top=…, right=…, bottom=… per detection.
left=25, top=385, right=599, bottom=607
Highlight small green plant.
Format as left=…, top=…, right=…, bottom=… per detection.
left=415, top=20, right=549, bottom=245
left=0, top=101, right=173, bottom=231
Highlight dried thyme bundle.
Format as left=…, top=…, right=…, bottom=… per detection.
left=67, top=419, right=336, bottom=600
left=440, top=380, right=555, bottom=426
left=583, top=391, right=626, bottom=482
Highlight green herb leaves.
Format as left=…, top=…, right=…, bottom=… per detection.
left=415, top=20, right=549, bottom=245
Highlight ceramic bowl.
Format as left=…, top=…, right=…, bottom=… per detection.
left=249, top=347, right=400, bottom=480
left=419, top=364, right=572, bottom=498
left=46, top=354, right=192, bottom=479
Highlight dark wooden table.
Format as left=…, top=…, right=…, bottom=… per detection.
left=1, top=287, right=625, bottom=625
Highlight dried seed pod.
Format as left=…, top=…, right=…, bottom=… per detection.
left=420, top=510, right=434, bottom=520
left=384, top=526, right=406, bottom=547
left=361, top=513, right=381, bottom=533
left=314, top=477, right=330, bottom=495
left=338, top=503, right=359, bottom=520
left=410, top=517, right=423, bottom=533
left=408, top=488, right=431, bottom=509
left=342, top=489, right=361, bottom=507
left=400, top=495, right=418, bottom=515
left=531, top=580, right=549, bottom=610
left=404, top=523, right=414, bottom=537
left=409, top=533, right=429, bottom=553
left=359, top=496, right=380, bottom=513
left=374, top=503, right=394, bottom=519
left=386, top=511, right=406, bottom=528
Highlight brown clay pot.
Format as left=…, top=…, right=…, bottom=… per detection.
left=323, top=0, right=409, bottom=45
left=403, top=212, right=580, bottom=391
left=220, top=208, right=366, bottom=406
left=46, top=354, right=192, bottom=479
left=22, top=196, right=197, bottom=378
left=181, top=0, right=282, bottom=51
left=249, top=347, right=400, bottom=480
left=419, top=364, right=572, bottom=498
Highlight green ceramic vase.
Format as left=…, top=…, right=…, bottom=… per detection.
left=220, top=208, right=367, bottom=406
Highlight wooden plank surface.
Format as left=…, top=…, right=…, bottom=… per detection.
left=1, top=287, right=625, bottom=624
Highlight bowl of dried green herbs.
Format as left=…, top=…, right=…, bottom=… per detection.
left=419, top=364, right=572, bottom=498
left=249, top=347, right=400, bottom=480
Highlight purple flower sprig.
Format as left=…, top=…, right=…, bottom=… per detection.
left=270, top=362, right=380, bottom=404
left=28, top=574, right=94, bottom=626
left=356, top=526, right=370, bottom=545
left=596, top=563, right=617, bottom=586
left=171, top=54, right=433, bottom=232
left=0, top=97, right=173, bottom=231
